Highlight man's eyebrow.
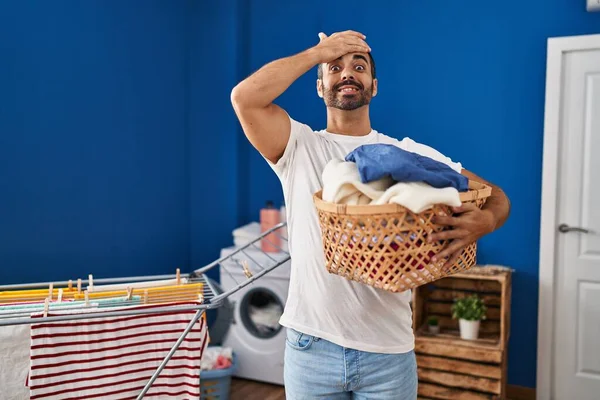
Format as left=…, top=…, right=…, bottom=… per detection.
left=353, top=54, right=369, bottom=64
left=327, top=55, right=370, bottom=65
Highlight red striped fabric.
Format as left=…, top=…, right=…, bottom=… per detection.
left=28, top=302, right=208, bottom=400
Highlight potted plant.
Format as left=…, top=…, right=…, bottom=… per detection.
left=451, top=295, right=487, bottom=340
left=427, top=316, right=440, bottom=334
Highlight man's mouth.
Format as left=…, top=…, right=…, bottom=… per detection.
left=338, top=86, right=359, bottom=93
left=335, top=81, right=362, bottom=93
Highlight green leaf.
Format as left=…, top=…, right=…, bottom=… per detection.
left=450, top=294, right=487, bottom=321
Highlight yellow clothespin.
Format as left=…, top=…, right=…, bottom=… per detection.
left=242, top=260, right=252, bottom=278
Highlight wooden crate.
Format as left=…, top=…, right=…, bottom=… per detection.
left=412, top=265, right=512, bottom=400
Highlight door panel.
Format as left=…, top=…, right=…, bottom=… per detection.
left=577, top=282, right=600, bottom=376
left=553, top=47, right=600, bottom=400
left=581, top=73, right=600, bottom=256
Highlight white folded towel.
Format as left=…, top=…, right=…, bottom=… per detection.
left=322, top=158, right=461, bottom=212
left=322, top=159, right=393, bottom=205
left=372, top=181, right=461, bottom=212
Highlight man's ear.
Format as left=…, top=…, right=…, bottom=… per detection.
left=372, top=78, right=378, bottom=97
left=316, top=79, right=324, bottom=98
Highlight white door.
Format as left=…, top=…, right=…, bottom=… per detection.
left=551, top=38, right=600, bottom=400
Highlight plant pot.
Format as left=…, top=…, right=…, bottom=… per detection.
left=428, top=325, right=440, bottom=334
left=459, top=319, right=480, bottom=340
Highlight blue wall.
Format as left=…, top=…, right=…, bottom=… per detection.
left=234, top=0, right=600, bottom=388
left=0, top=1, right=190, bottom=283
left=188, top=1, right=246, bottom=281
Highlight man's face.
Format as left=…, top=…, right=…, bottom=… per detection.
left=317, top=52, right=377, bottom=111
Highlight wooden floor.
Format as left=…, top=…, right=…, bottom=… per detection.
left=230, top=378, right=286, bottom=400
left=229, top=379, right=535, bottom=400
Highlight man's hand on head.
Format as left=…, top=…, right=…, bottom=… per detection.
left=312, top=31, right=371, bottom=64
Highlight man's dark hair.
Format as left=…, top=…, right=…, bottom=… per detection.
left=317, top=53, right=376, bottom=80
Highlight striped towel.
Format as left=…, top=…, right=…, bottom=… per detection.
left=28, top=301, right=208, bottom=400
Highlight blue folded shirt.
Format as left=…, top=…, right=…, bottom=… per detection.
left=345, top=144, right=468, bottom=192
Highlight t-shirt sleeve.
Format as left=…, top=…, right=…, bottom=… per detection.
left=400, top=137, right=464, bottom=173
left=264, top=114, right=311, bottom=177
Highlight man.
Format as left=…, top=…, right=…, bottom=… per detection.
left=231, top=30, right=510, bottom=399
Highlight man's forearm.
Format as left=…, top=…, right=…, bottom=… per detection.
left=481, top=184, right=510, bottom=232
left=460, top=169, right=510, bottom=233
left=231, top=48, right=320, bottom=109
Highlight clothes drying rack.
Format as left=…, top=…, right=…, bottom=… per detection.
left=0, top=222, right=290, bottom=399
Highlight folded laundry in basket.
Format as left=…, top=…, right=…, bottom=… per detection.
left=321, top=158, right=461, bottom=212
left=371, top=181, right=461, bottom=213
left=28, top=301, right=209, bottom=400
left=322, top=158, right=393, bottom=205
left=345, top=143, right=468, bottom=192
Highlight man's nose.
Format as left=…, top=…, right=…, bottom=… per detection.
left=341, top=67, right=355, bottom=81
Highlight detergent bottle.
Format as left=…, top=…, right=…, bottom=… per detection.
left=260, top=201, right=281, bottom=252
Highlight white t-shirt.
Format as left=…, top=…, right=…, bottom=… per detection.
left=266, top=115, right=463, bottom=354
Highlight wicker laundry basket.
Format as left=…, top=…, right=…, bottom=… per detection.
left=313, top=180, right=492, bottom=292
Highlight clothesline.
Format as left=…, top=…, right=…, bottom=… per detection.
left=0, top=270, right=203, bottom=307
left=0, top=213, right=289, bottom=400
left=0, top=273, right=212, bottom=400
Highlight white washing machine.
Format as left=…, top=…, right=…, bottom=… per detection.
left=219, top=246, right=291, bottom=386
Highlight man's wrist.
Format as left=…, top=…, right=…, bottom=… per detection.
left=301, top=47, right=323, bottom=67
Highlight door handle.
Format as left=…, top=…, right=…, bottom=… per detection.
left=558, top=223, right=590, bottom=234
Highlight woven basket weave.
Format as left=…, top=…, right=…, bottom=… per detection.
left=313, top=180, right=492, bottom=293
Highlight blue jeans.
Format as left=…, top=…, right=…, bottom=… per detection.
left=284, top=328, right=418, bottom=399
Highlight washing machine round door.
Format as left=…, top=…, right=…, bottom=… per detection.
left=239, top=287, right=284, bottom=339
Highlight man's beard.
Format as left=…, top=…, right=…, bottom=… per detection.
left=323, top=80, right=373, bottom=111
